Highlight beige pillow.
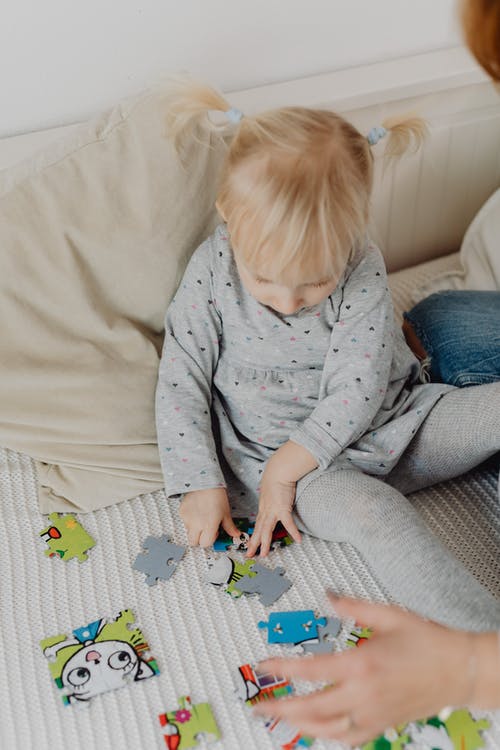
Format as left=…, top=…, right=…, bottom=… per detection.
left=0, top=85, right=227, bottom=512
left=412, top=188, right=500, bottom=303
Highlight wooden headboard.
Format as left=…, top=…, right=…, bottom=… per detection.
left=1, top=46, right=499, bottom=272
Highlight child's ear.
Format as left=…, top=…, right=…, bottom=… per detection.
left=215, top=201, right=227, bottom=222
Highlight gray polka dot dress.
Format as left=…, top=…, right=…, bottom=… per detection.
left=156, top=225, right=452, bottom=512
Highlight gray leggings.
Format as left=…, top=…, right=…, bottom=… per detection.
left=294, top=383, right=500, bottom=631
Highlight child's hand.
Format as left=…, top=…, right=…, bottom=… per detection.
left=246, top=459, right=302, bottom=558
left=180, top=488, right=239, bottom=547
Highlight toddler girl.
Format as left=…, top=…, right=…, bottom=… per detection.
left=156, top=80, right=500, bottom=630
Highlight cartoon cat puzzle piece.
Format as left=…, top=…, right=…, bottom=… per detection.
left=158, top=695, right=220, bottom=749
left=235, top=664, right=314, bottom=749
left=213, top=518, right=293, bottom=553
left=133, top=535, right=186, bottom=586
left=39, top=512, right=96, bottom=563
left=236, top=562, right=292, bottom=606
left=301, top=616, right=342, bottom=654
left=40, top=609, right=159, bottom=706
left=258, top=610, right=327, bottom=645
left=205, top=555, right=257, bottom=598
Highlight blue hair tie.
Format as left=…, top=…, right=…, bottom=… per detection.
left=225, top=107, right=244, bottom=124
left=367, top=126, right=387, bottom=146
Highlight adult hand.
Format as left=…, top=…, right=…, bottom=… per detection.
left=180, top=487, right=239, bottom=547
left=254, top=594, right=473, bottom=746
left=245, top=456, right=302, bottom=558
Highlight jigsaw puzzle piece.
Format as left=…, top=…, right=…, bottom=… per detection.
left=40, top=609, right=159, bottom=706
left=235, top=665, right=313, bottom=749
left=133, top=535, right=186, bottom=586
left=205, top=555, right=257, bottom=597
left=158, top=695, right=220, bottom=749
left=39, top=512, right=95, bottom=562
left=346, top=623, right=373, bottom=648
left=361, top=725, right=410, bottom=750
left=236, top=562, right=292, bottom=605
left=213, top=517, right=254, bottom=551
left=301, top=616, right=342, bottom=654
left=258, top=610, right=327, bottom=645
left=213, top=519, right=293, bottom=553
left=363, top=710, right=491, bottom=750
left=440, top=709, right=490, bottom=750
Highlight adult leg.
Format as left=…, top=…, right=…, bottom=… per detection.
left=387, top=382, right=500, bottom=495
left=294, top=468, right=500, bottom=630
left=403, top=290, right=500, bottom=387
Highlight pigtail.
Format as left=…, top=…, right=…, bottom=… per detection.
left=164, top=75, right=238, bottom=151
left=378, top=114, right=428, bottom=162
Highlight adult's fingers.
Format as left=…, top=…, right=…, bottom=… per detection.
left=258, top=649, right=354, bottom=685
left=328, top=593, right=409, bottom=631
left=253, top=688, right=364, bottom=741
left=253, top=683, right=353, bottom=724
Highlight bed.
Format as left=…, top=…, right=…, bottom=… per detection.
left=1, top=47, right=499, bottom=750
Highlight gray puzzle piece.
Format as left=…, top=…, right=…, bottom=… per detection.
left=302, top=616, right=342, bottom=653
left=133, top=535, right=186, bottom=586
left=236, top=562, right=292, bottom=605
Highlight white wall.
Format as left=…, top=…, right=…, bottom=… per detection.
left=0, top=0, right=462, bottom=138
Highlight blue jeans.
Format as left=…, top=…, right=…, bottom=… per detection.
left=404, top=290, right=500, bottom=387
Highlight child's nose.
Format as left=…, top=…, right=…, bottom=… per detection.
left=275, top=294, right=303, bottom=315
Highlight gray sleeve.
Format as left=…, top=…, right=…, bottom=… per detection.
left=289, top=245, right=395, bottom=470
left=155, top=238, right=226, bottom=497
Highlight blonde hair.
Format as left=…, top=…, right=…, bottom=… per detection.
left=461, top=0, right=500, bottom=81
left=167, top=77, right=426, bottom=284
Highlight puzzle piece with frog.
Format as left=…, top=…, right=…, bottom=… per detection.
left=258, top=610, right=327, bottom=645
left=39, top=512, right=95, bottom=562
left=40, top=609, right=159, bottom=706
left=158, top=695, right=220, bottom=749
left=133, top=535, right=186, bottom=586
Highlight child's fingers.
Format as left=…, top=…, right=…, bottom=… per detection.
left=281, top=513, right=302, bottom=544
left=187, top=527, right=201, bottom=546
left=221, top=514, right=241, bottom=540
left=199, top=525, right=219, bottom=548
left=245, top=531, right=261, bottom=559
left=255, top=516, right=276, bottom=557
left=258, top=526, right=274, bottom=557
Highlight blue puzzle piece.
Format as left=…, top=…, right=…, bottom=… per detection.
left=258, top=610, right=327, bottom=645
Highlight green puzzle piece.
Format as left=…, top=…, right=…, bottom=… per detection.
left=40, top=512, right=95, bottom=562
left=159, top=695, right=220, bottom=749
left=361, top=726, right=409, bottom=750
left=227, top=558, right=257, bottom=598
left=362, top=710, right=491, bottom=750
left=442, top=709, right=490, bottom=750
